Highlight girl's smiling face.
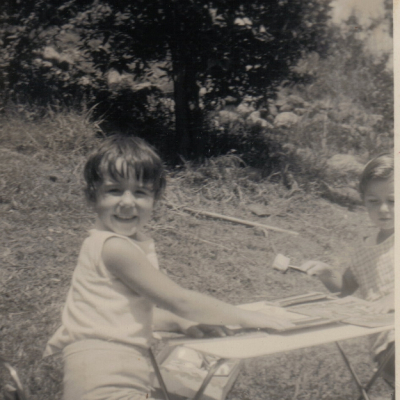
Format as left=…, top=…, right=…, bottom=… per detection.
left=363, top=177, right=394, bottom=234
left=94, top=171, right=155, bottom=239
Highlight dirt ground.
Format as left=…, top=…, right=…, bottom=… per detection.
left=0, top=147, right=393, bottom=400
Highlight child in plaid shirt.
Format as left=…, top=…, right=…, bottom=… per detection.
left=301, top=153, right=395, bottom=386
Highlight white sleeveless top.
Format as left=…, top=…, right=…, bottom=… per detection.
left=44, top=229, right=159, bottom=356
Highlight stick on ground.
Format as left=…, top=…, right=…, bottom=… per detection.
left=172, top=206, right=299, bottom=236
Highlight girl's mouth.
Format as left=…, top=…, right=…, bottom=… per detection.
left=114, top=215, right=137, bottom=222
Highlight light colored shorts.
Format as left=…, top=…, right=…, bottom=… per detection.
left=62, top=339, right=160, bottom=400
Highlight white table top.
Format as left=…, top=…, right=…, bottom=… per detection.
left=166, top=323, right=393, bottom=359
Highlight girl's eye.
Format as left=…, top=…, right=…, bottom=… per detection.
left=135, top=190, right=149, bottom=197
left=107, top=188, right=121, bottom=194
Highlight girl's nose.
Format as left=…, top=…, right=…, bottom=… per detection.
left=120, top=191, right=136, bottom=206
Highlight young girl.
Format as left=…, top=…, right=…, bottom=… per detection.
left=44, top=135, right=292, bottom=400
left=301, top=153, right=395, bottom=385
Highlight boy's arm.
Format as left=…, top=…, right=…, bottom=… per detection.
left=340, top=268, right=359, bottom=296
left=301, top=261, right=359, bottom=295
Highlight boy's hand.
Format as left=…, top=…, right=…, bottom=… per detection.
left=300, top=260, right=348, bottom=294
left=301, top=260, right=333, bottom=277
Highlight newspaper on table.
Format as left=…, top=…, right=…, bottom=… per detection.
left=288, top=296, right=394, bottom=328
left=235, top=293, right=394, bottom=332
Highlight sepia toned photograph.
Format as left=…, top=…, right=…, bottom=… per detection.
left=0, top=1, right=395, bottom=399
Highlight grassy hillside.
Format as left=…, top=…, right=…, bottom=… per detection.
left=0, top=112, right=392, bottom=400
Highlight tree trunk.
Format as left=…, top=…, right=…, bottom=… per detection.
left=172, top=62, right=190, bottom=160
left=172, top=58, right=204, bottom=161
left=168, top=1, right=203, bottom=161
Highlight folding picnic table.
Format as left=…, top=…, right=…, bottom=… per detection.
left=1, top=297, right=394, bottom=400
left=152, top=301, right=395, bottom=400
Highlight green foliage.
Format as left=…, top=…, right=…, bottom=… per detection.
left=203, top=12, right=394, bottom=196
left=0, top=0, right=331, bottom=158
left=286, top=25, right=393, bottom=159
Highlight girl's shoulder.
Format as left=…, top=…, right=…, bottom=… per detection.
left=92, top=229, right=159, bottom=270
left=87, top=229, right=155, bottom=256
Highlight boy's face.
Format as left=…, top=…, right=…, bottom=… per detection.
left=363, top=177, right=394, bottom=233
left=94, top=166, right=155, bottom=239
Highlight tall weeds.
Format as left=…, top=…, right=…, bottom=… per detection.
left=0, top=104, right=103, bottom=164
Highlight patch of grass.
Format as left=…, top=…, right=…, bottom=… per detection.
left=0, top=116, right=392, bottom=400
left=0, top=105, right=102, bottom=164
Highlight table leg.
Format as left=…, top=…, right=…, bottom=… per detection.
left=192, top=358, right=229, bottom=400
left=149, top=348, right=171, bottom=400
left=357, top=342, right=395, bottom=400
left=149, top=347, right=231, bottom=400
left=335, top=342, right=370, bottom=400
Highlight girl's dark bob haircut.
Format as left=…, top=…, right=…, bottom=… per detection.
left=359, top=153, right=394, bottom=199
left=84, top=135, right=166, bottom=202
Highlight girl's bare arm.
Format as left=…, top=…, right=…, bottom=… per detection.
left=103, top=237, right=293, bottom=330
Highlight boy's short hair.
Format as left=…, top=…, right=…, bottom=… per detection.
left=84, top=135, right=166, bottom=202
left=359, top=153, right=394, bottom=198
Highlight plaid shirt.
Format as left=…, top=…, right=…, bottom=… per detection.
left=349, top=234, right=394, bottom=301
left=349, top=234, right=394, bottom=358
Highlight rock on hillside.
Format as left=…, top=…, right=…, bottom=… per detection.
left=274, top=112, right=299, bottom=128
left=321, top=182, right=362, bottom=206
left=236, top=103, right=256, bottom=117
left=246, top=111, right=273, bottom=129
left=326, top=154, right=364, bottom=177
left=218, top=110, right=242, bottom=125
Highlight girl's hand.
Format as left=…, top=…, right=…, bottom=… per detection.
left=153, top=309, right=235, bottom=337
left=368, top=293, right=394, bottom=314
left=183, top=324, right=236, bottom=338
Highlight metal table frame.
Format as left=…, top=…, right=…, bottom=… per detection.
left=153, top=317, right=394, bottom=400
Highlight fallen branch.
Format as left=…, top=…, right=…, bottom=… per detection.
left=158, top=226, right=233, bottom=251
left=169, top=205, right=299, bottom=236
